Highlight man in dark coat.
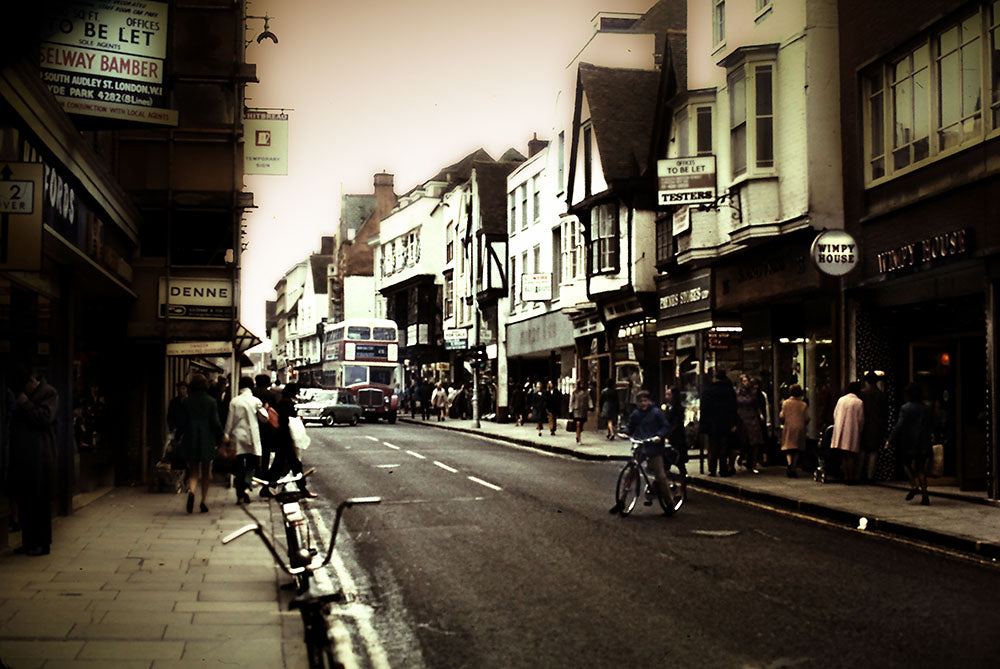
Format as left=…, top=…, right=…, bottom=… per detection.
left=253, top=375, right=277, bottom=473
left=419, top=380, right=432, bottom=421
left=8, top=366, right=58, bottom=555
left=859, top=371, right=886, bottom=481
left=699, top=368, right=738, bottom=477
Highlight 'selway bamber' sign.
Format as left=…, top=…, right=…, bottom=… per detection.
left=40, top=0, right=176, bottom=125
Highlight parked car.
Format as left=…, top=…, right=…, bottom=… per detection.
left=296, top=389, right=362, bottom=427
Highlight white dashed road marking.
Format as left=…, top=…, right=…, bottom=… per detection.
left=383, top=442, right=401, bottom=450
left=433, top=461, right=458, bottom=473
left=364, top=436, right=379, bottom=442
left=406, top=450, right=426, bottom=460
left=375, top=464, right=400, bottom=468
left=467, top=476, right=502, bottom=491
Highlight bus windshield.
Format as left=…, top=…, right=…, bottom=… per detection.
left=373, top=327, right=396, bottom=341
left=344, top=365, right=368, bottom=385
left=370, top=367, right=395, bottom=386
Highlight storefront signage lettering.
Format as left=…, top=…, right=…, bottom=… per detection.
left=657, top=156, right=716, bottom=206
left=44, top=164, right=77, bottom=224
left=811, top=230, right=858, bottom=276
left=444, top=328, right=468, bottom=351
left=158, top=277, right=234, bottom=320
left=659, top=286, right=708, bottom=311
left=876, top=229, right=969, bottom=273
left=40, top=0, right=176, bottom=126
left=657, top=270, right=712, bottom=321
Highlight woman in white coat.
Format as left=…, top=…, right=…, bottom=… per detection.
left=831, top=381, right=865, bottom=483
left=223, top=376, right=264, bottom=504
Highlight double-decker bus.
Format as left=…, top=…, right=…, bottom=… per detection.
left=322, top=318, right=400, bottom=423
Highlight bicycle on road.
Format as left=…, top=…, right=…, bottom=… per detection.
left=614, top=435, right=686, bottom=516
left=222, top=471, right=380, bottom=668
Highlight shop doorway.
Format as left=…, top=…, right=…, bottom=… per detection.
left=909, top=336, right=986, bottom=490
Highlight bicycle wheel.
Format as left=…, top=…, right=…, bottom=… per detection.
left=615, top=463, right=640, bottom=515
left=657, top=468, right=685, bottom=515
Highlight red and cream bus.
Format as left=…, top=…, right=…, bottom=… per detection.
left=322, top=318, right=400, bottom=423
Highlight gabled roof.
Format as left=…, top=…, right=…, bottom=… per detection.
left=340, top=194, right=376, bottom=238
left=473, top=158, right=525, bottom=235
left=428, top=147, right=494, bottom=192
left=578, top=62, right=660, bottom=182
left=309, top=254, right=332, bottom=294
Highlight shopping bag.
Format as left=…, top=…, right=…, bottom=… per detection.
left=929, top=443, right=944, bottom=477
left=289, top=416, right=311, bottom=452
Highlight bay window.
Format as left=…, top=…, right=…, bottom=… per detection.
left=728, top=61, right=773, bottom=178
left=864, top=3, right=999, bottom=184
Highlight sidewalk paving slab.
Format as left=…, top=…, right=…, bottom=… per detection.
left=0, top=484, right=309, bottom=668
left=402, top=416, right=1000, bottom=562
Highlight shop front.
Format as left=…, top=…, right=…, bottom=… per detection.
left=850, top=226, right=991, bottom=493
left=506, top=309, right=576, bottom=393
left=656, top=268, right=741, bottom=435
left=713, top=235, right=838, bottom=438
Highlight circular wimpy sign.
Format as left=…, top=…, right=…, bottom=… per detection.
left=811, top=230, right=858, bottom=276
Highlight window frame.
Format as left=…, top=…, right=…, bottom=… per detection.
left=726, top=56, right=776, bottom=180
left=863, top=3, right=997, bottom=186
left=713, top=0, right=726, bottom=47
left=589, top=203, right=619, bottom=275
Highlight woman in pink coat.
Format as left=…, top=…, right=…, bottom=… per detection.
left=831, top=381, right=865, bottom=483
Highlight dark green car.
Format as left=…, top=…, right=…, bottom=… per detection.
left=296, top=389, right=362, bottom=427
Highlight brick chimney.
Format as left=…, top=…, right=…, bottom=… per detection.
left=319, top=235, right=334, bottom=255
left=528, top=133, right=548, bottom=158
left=373, top=172, right=397, bottom=220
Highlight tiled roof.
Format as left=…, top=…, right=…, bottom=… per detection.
left=473, top=157, right=525, bottom=235
left=578, top=63, right=660, bottom=182
left=429, top=148, right=494, bottom=191
left=340, top=194, right=376, bottom=240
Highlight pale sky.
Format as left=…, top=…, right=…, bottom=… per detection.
left=241, top=0, right=655, bottom=346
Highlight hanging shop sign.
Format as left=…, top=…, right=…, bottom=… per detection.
left=706, top=328, right=741, bottom=350
left=672, top=206, right=690, bottom=235
left=40, top=0, right=177, bottom=126
left=521, top=273, right=552, bottom=301
left=657, top=156, right=716, bottom=206
left=0, top=163, right=43, bottom=271
left=158, top=277, right=234, bottom=320
left=244, top=110, right=289, bottom=175
left=810, top=230, right=858, bottom=276
left=875, top=228, right=970, bottom=274
left=444, top=328, right=468, bottom=351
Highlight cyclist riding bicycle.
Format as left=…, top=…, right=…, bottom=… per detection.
left=610, top=390, right=679, bottom=513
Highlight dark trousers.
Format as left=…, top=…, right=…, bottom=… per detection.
left=235, top=454, right=259, bottom=499
left=706, top=433, right=730, bottom=475
left=17, top=486, right=52, bottom=551
left=267, top=447, right=306, bottom=491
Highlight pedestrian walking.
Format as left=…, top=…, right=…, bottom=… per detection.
left=736, top=374, right=766, bottom=473
left=177, top=373, right=223, bottom=514
left=700, top=368, right=738, bottom=477
left=529, top=381, right=547, bottom=436
left=599, top=379, right=619, bottom=440
left=432, top=383, right=448, bottom=421
left=223, top=376, right=264, bottom=505
left=859, top=371, right=887, bottom=481
left=570, top=381, right=590, bottom=444
left=253, top=375, right=277, bottom=474
left=408, top=381, right=419, bottom=419
left=886, top=383, right=933, bottom=505
left=546, top=380, right=562, bottom=436
left=831, top=381, right=865, bottom=483
left=419, top=380, right=432, bottom=421
left=779, top=384, right=809, bottom=477
left=265, top=383, right=315, bottom=498
left=7, top=364, right=58, bottom=556
left=510, top=381, right=525, bottom=426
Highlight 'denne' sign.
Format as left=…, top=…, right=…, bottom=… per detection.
left=811, top=230, right=858, bottom=276
left=158, top=277, right=234, bottom=320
